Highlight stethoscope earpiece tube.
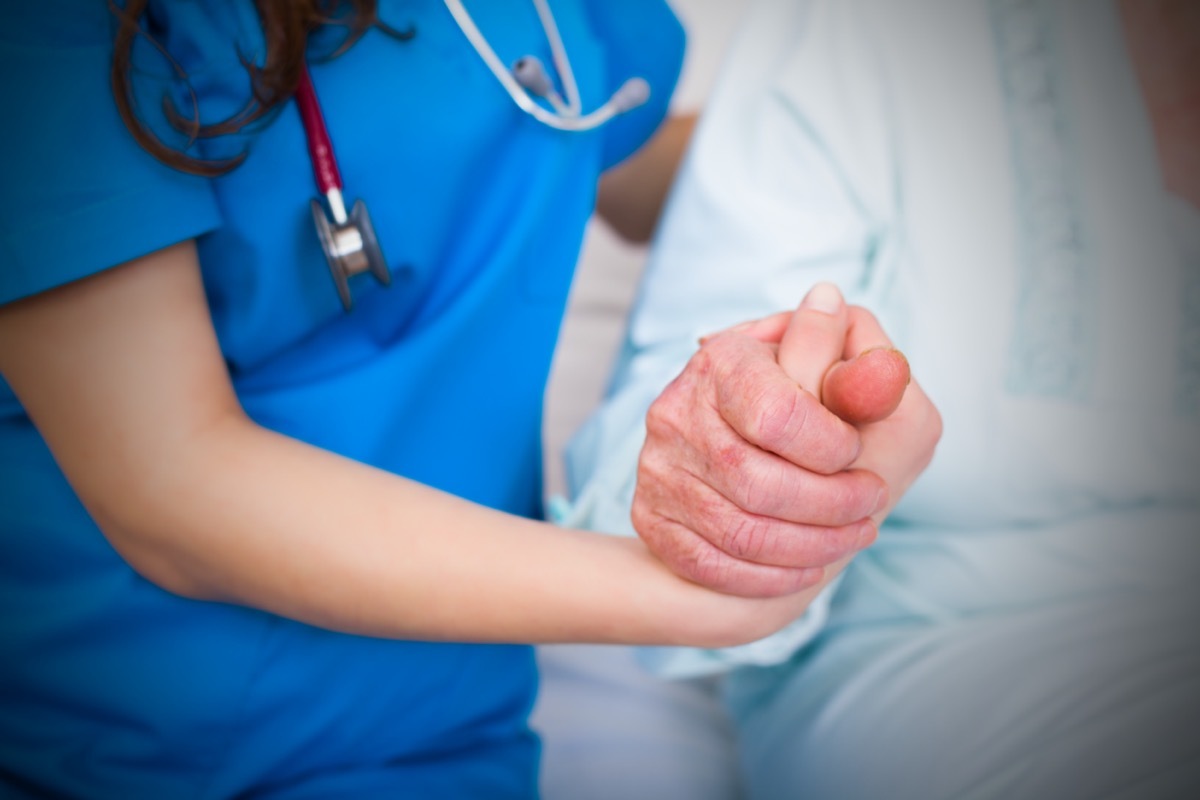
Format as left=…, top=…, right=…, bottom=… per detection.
left=443, top=0, right=650, bottom=132
left=612, top=78, right=651, bottom=113
left=295, top=64, right=343, bottom=217
left=512, top=55, right=573, bottom=116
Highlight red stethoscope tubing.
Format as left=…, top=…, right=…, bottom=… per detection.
left=294, top=60, right=343, bottom=196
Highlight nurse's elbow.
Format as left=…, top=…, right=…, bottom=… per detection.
left=87, top=509, right=217, bottom=600
left=78, top=445, right=244, bottom=602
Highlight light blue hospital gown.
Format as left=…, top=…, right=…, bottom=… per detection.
left=557, top=0, right=1200, bottom=797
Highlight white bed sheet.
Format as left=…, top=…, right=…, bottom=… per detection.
left=531, top=644, right=741, bottom=800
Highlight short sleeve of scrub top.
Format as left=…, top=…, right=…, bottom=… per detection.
left=582, top=0, right=686, bottom=170
left=0, top=2, right=222, bottom=305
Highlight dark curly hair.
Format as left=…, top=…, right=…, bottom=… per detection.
left=108, top=0, right=414, bottom=176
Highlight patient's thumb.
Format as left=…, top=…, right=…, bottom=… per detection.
left=822, top=347, right=910, bottom=425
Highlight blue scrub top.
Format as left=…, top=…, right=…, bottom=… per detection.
left=0, top=1, right=683, bottom=796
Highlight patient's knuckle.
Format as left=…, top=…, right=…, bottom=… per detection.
left=687, top=541, right=736, bottom=589
left=746, top=386, right=808, bottom=451
left=645, top=390, right=683, bottom=441
left=731, top=463, right=785, bottom=516
left=717, top=336, right=754, bottom=378
left=719, top=511, right=772, bottom=561
left=630, top=497, right=677, bottom=553
left=691, top=338, right=720, bottom=372
left=629, top=499, right=656, bottom=540
left=635, top=445, right=672, bottom=487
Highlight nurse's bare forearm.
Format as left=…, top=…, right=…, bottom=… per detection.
left=0, top=240, right=820, bottom=647
left=112, top=414, right=819, bottom=646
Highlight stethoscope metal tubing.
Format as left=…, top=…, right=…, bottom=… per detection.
left=442, top=0, right=650, bottom=131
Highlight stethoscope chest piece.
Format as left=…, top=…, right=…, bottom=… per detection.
left=311, top=197, right=390, bottom=311
left=296, top=61, right=392, bottom=312
left=294, top=1, right=651, bottom=311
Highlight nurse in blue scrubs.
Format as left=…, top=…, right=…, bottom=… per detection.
left=0, top=1, right=868, bottom=796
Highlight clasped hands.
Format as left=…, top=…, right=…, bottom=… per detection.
left=632, top=283, right=942, bottom=598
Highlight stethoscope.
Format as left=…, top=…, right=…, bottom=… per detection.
left=297, top=0, right=652, bottom=310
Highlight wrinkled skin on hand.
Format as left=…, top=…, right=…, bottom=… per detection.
left=632, top=284, right=941, bottom=598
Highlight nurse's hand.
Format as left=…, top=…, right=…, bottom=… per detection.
left=826, top=305, right=942, bottom=530
left=631, top=283, right=926, bottom=598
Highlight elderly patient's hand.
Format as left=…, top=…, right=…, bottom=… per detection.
left=631, top=283, right=939, bottom=598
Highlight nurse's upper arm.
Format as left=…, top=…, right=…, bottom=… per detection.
left=0, top=241, right=243, bottom=535
left=596, top=112, right=697, bottom=243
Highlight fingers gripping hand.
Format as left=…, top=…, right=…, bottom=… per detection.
left=743, top=303, right=939, bottom=525
left=631, top=284, right=886, bottom=598
left=731, top=294, right=910, bottom=426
